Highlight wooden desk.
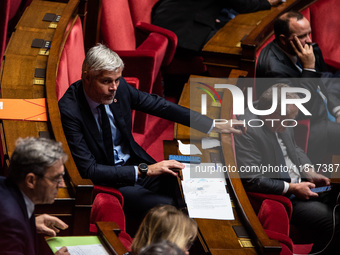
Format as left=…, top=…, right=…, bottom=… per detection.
left=175, top=69, right=247, bottom=140
left=168, top=73, right=281, bottom=254
left=202, top=0, right=317, bottom=77
left=0, top=0, right=93, bottom=235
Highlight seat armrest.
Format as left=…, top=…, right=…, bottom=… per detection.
left=135, top=21, right=177, bottom=66
left=124, top=77, right=139, bottom=90
left=247, top=192, right=293, bottom=219
left=93, top=185, right=124, bottom=206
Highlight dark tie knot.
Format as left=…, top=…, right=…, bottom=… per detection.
left=98, top=104, right=106, bottom=112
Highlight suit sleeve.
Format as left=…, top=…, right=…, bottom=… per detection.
left=234, top=130, right=286, bottom=195
left=0, top=190, right=32, bottom=255
left=126, top=84, right=214, bottom=133
left=227, top=0, right=271, bottom=13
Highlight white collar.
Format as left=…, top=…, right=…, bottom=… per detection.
left=20, top=190, right=35, bottom=219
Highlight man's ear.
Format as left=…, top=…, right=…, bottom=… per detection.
left=279, top=34, right=287, bottom=46
left=83, top=71, right=89, bottom=81
left=25, top=173, right=37, bottom=189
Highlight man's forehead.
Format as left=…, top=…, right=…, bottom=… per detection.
left=95, top=69, right=122, bottom=78
left=289, top=17, right=310, bottom=32
left=45, top=160, right=64, bottom=174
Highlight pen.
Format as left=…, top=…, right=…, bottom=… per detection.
left=44, top=44, right=51, bottom=54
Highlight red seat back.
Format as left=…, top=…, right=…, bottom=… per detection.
left=128, top=0, right=159, bottom=24
left=56, top=17, right=85, bottom=101
left=309, top=0, right=340, bottom=69
left=101, top=0, right=136, bottom=51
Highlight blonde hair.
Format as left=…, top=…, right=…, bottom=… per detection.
left=131, top=205, right=197, bottom=254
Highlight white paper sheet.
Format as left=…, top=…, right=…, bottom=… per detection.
left=201, top=137, right=221, bottom=149
left=178, top=140, right=202, bottom=155
left=182, top=163, right=226, bottom=185
left=181, top=178, right=234, bottom=220
left=56, top=244, right=109, bottom=255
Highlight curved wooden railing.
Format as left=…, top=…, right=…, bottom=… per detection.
left=45, top=0, right=93, bottom=189
left=220, top=90, right=281, bottom=254
left=45, top=0, right=94, bottom=235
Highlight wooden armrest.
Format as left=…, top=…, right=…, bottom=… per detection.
left=96, top=222, right=128, bottom=255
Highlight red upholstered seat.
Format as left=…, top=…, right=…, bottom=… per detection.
left=309, top=0, right=340, bottom=70
left=128, top=0, right=206, bottom=99
left=258, top=199, right=313, bottom=255
left=56, top=17, right=85, bottom=101
left=128, top=0, right=159, bottom=25
left=90, top=193, right=132, bottom=251
left=100, top=0, right=177, bottom=133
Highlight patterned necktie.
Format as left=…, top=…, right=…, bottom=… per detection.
left=316, top=87, right=336, bottom=122
left=297, top=58, right=335, bottom=122
left=98, top=104, right=114, bottom=164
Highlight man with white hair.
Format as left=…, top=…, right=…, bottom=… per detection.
left=59, top=43, right=245, bottom=226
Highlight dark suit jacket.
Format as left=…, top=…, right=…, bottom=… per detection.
left=234, top=110, right=311, bottom=194
left=152, top=0, right=271, bottom=52
left=59, top=78, right=213, bottom=187
left=0, top=177, right=36, bottom=255
left=256, top=41, right=340, bottom=162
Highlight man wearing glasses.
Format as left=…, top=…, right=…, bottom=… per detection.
left=0, top=137, right=70, bottom=255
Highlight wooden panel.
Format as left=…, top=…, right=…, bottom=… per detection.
left=5, top=29, right=54, bottom=56
left=1, top=0, right=93, bottom=236
left=1, top=55, right=46, bottom=95
left=16, top=1, right=67, bottom=31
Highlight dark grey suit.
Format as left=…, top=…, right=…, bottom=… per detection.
left=234, top=110, right=311, bottom=194
left=234, top=109, right=340, bottom=254
left=256, top=41, right=340, bottom=163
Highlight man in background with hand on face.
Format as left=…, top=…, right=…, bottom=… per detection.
left=256, top=11, right=340, bottom=164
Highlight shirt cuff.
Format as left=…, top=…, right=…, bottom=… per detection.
left=282, top=181, right=289, bottom=194
left=332, top=106, right=340, bottom=117
left=207, top=122, right=214, bottom=134
left=134, top=166, right=139, bottom=182
left=303, top=68, right=316, bottom=72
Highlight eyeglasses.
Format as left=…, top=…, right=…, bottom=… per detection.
left=35, top=173, right=65, bottom=185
